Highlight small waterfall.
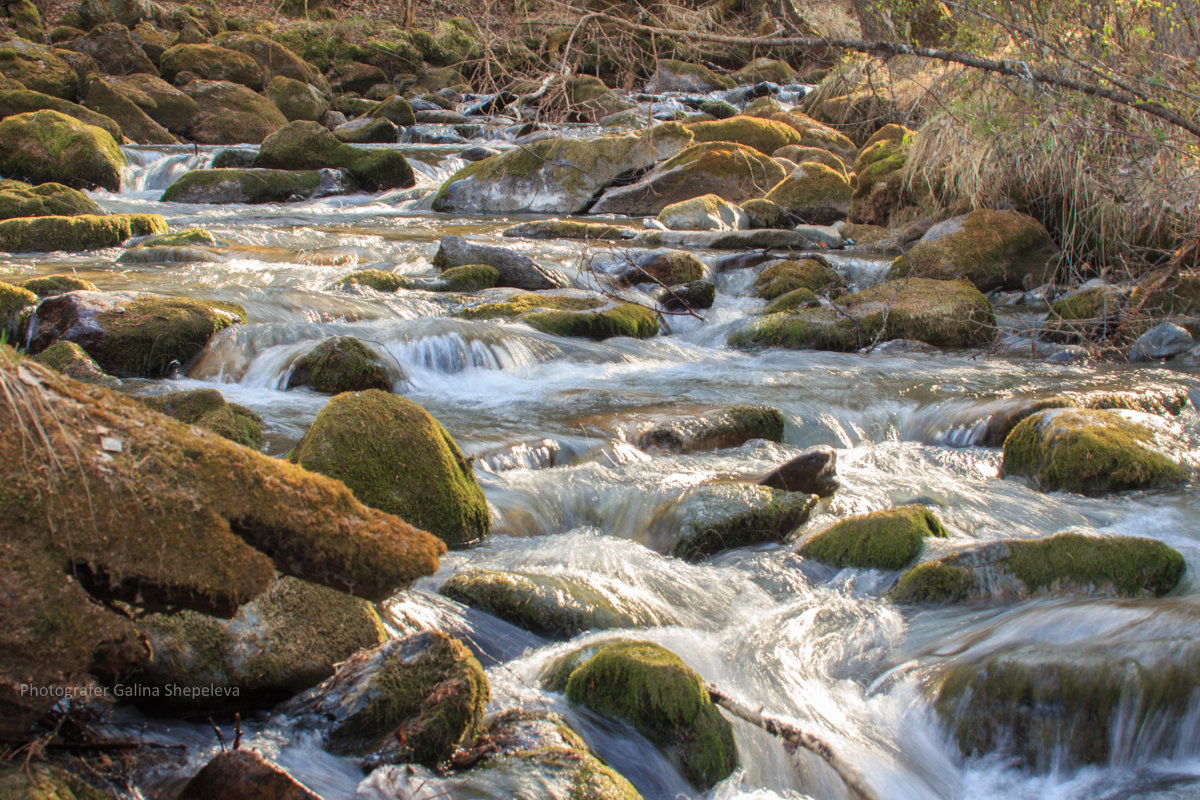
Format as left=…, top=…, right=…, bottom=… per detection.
left=120, top=146, right=218, bottom=194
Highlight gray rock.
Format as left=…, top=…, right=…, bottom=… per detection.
left=415, top=109, right=471, bottom=124
left=793, top=223, right=845, bottom=248
left=332, top=116, right=397, bottom=143
left=402, top=124, right=467, bottom=144
left=432, top=235, right=570, bottom=291
left=1129, top=322, right=1194, bottom=362
left=458, top=145, right=498, bottom=162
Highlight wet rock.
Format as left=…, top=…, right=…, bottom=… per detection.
left=606, top=249, right=706, bottom=287
left=791, top=223, right=845, bottom=248
left=730, top=277, right=996, bottom=351
left=684, top=114, right=804, bottom=155
left=503, top=219, right=634, bottom=241
left=61, top=21, right=157, bottom=75
left=161, top=43, right=264, bottom=89
left=978, top=396, right=1074, bottom=447
left=638, top=405, right=785, bottom=453
left=179, top=749, right=322, bottom=800
left=287, top=631, right=488, bottom=766
left=800, top=504, right=947, bottom=570
left=890, top=209, right=1059, bottom=291
left=893, top=532, right=1185, bottom=604
left=433, top=234, right=570, bottom=290
left=253, top=121, right=414, bottom=192
left=109, top=73, right=199, bottom=133
left=849, top=125, right=912, bottom=226
left=333, top=116, right=398, bottom=143
left=401, top=122, right=467, bottom=144
left=0, top=763, right=106, bottom=800
left=546, top=639, right=737, bottom=789
left=763, top=287, right=819, bottom=313
left=670, top=483, right=817, bottom=560
left=140, top=388, right=264, bottom=449
left=182, top=79, right=287, bottom=144
left=32, top=340, right=119, bottom=386
left=658, top=279, right=715, bottom=311
left=0, top=350, right=444, bottom=737
left=753, top=257, right=842, bottom=300
left=0, top=109, right=124, bottom=190
left=1001, top=407, right=1188, bottom=495
left=0, top=87, right=124, bottom=140
left=759, top=445, right=838, bottom=497
left=764, top=162, right=852, bottom=225
left=413, top=108, right=471, bottom=124
left=290, top=390, right=490, bottom=547
left=645, top=59, right=734, bottom=93
left=160, top=167, right=354, bottom=204
left=635, top=227, right=816, bottom=252
left=266, top=75, right=329, bottom=122
left=82, top=74, right=176, bottom=144
left=522, top=302, right=659, bottom=341
left=590, top=141, right=785, bottom=217
left=657, top=194, right=748, bottom=232
left=338, top=268, right=408, bottom=292
left=0, top=37, right=78, bottom=99
left=369, top=94, right=415, bottom=126
left=0, top=212, right=165, bottom=252
left=699, top=99, right=738, bottom=119
left=24, top=289, right=241, bottom=377
left=1129, top=321, right=1193, bottom=361
left=438, top=264, right=499, bottom=292
left=0, top=178, right=101, bottom=219
left=432, top=123, right=694, bottom=214
left=286, top=336, right=399, bottom=394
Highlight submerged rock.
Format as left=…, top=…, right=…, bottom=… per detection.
left=0, top=212, right=166, bottom=252
left=289, top=390, right=490, bottom=547
left=179, top=750, right=322, bottom=800
left=160, top=167, right=353, bottom=204
left=286, top=336, right=398, bottom=394
left=0, top=109, right=125, bottom=191
left=759, top=445, right=838, bottom=497
left=800, top=504, right=947, bottom=570
left=253, top=121, right=414, bottom=192
left=438, top=264, right=500, bottom=292
left=1001, top=407, right=1188, bottom=495
left=433, top=234, right=570, bottom=291
left=893, top=532, right=1185, bottom=604
left=546, top=639, right=737, bottom=789
left=670, top=483, right=818, bottom=560
left=338, top=269, right=408, bottom=292
left=658, top=279, right=715, bottom=311
left=638, top=405, right=785, bottom=453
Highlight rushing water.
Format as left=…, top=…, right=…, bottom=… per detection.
left=6, top=109, right=1200, bottom=800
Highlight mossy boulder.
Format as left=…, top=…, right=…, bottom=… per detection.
left=0, top=763, right=106, bottom=800
left=1001, top=407, right=1188, bottom=495
left=24, top=290, right=242, bottom=377
left=433, top=234, right=569, bottom=290
left=609, top=249, right=706, bottom=287
left=333, top=116, right=398, bottom=143
left=0, top=350, right=445, bottom=737
left=109, top=72, right=199, bottom=133
left=769, top=110, right=860, bottom=164
left=774, top=145, right=847, bottom=174
left=438, top=264, right=499, bottom=292
left=0, top=279, right=36, bottom=337
left=1039, top=285, right=1128, bottom=344
left=735, top=57, right=796, bottom=85
left=441, top=569, right=672, bottom=637
left=556, top=74, right=633, bottom=123
left=253, top=120, right=415, bottom=192
left=4, top=0, right=44, bottom=42
left=730, top=277, right=996, bottom=351
left=754, top=257, right=842, bottom=300
left=740, top=197, right=790, bottom=229
left=0, top=179, right=101, bottom=219
left=684, top=115, right=804, bottom=156
left=0, top=38, right=77, bottom=99
left=0, top=88, right=124, bottom=140
left=339, top=268, right=408, bottom=292
left=659, top=279, right=715, bottom=311
left=32, top=340, right=119, bottom=386
left=524, top=303, right=660, bottom=341
left=0, top=213, right=166, bottom=252
left=82, top=75, right=177, bottom=144
left=370, top=94, right=415, bottom=126
left=0, top=109, right=124, bottom=190
left=590, top=141, right=786, bottom=217
left=890, top=210, right=1059, bottom=291
left=161, top=43, right=264, bottom=89
left=290, top=390, right=490, bottom=547
left=699, top=99, right=738, bottom=119
left=287, top=631, right=488, bottom=766
left=638, top=404, right=784, bottom=452
left=658, top=194, right=748, bottom=231
left=849, top=126, right=912, bottom=226
left=60, top=21, right=156, bottom=75
left=265, top=75, right=328, bottom=122
left=894, top=533, right=1185, bottom=605
left=800, top=504, right=947, bottom=570
left=212, top=31, right=319, bottom=86
left=160, top=168, right=350, bottom=204
left=140, top=388, right=264, bottom=449
left=645, top=59, right=734, bottom=93
left=15, top=275, right=95, bottom=297
left=668, top=483, right=818, bottom=561
left=503, top=219, right=634, bottom=242
left=286, top=336, right=397, bottom=394
left=456, top=292, right=605, bottom=321
left=547, top=639, right=737, bottom=788
left=432, top=123, right=694, bottom=214
left=182, top=79, right=287, bottom=144
left=326, top=60, right=386, bottom=94
left=764, top=161, right=851, bottom=224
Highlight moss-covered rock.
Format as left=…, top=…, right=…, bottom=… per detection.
left=0, top=213, right=165, bottom=252
left=730, top=277, right=996, bottom=351
left=286, top=336, right=396, bottom=394
left=140, top=388, right=264, bottom=449
left=849, top=126, right=912, bottom=226
left=740, top=197, right=790, bottom=229
left=32, top=340, right=119, bottom=386
left=109, top=72, right=200, bottom=133
left=894, top=532, right=1185, bottom=605
left=0, top=763, right=106, bottom=800
left=161, top=43, right=264, bottom=89
left=774, top=145, right=847, bottom=174
left=0, top=38, right=77, bottom=99
left=432, top=123, right=694, bottom=214
left=590, top=141, right=786, bottom=217
left=339, top=268, right=408, bottom=292
left=1039, top=285, right=1128, bottom=344
left=82, top=75, right=177, bottom=144
left=370, top=94, right=415, bottom=126
left=60, top=21, right=157, bottom=75
left=434, top=235, right=569, bottom=290
left=547, top=639, right=737, bottom=788
left=0, top=88, right=124, bottom=140
left=15, top=273, right=98, bottom=296
left=645, top=59, right=734, bottom=93
left=524, top=303, right=660, bottom=341
left=684, top=115, right=804, bottom=156
left=0, top=179, right=100, bottom=220
left=735, top=57, right=796, bottom=85
left=4, top=0, right=44, bottom=42
left=658, top=194, right=748, bottom=232
left=1001, top=407, right=1188, bottom=495
left=212, top=31, right=319, bottom=86
left=754, top=257, right=842, bottom=300
left=265, top=74, right=328, bottom=122
left=610, top=249, right=705, bottom=287
left=290, top=390, right=490, bottom=547
left=253, top=120, right=414, bottom=192
left=182, top=79, right=287, bottom=144
left=160, top=168, right=349, bottom=204
left=0, top=349, right=444, bottom=736
left=555, top=74, right=633, bottom=123
left=503, top=219, right=635, bottom=241
left=326, top=60, right=386, bottom=94
left=800, top=504, right=947, bottom=570
left=659, top=279, right=716, bottom=311
left=0, top=279, right=37, bottom=337
left=890, top=210, right=1059, bottom=291
left=669, top=483, right=818, bottom=560
left=333, top=116, right=397, bottom=143
left=638, top=405, right=784, bottom=452
left=769, top=110, right=860, bottom=164
left=288, top=631, right=488, bottom=766
left=699, top=99, right=738, bottom=119
left=0, top=109, right=124, bottom=191
left=764, top=161, right=851, bottom=224
left=438, top=264, right=499, bottom=292
left=457, top=292, right=604, bottom=321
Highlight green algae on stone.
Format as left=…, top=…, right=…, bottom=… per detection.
left=754, top=257, right=842, bottom=300
left=32, top=340, right=120, bottom=386
left=139, top=227, right=221, bottom=248
left=684, top=114, right=804, bottom=156
left=0, top=109, right=126, bottom=191
left=0, top=213, right=166, bottom=252
left=800, top=504, right=947, bottom=570
left=439, top=264, right=499, bottom=292
left=457, top=292, right=605, bottom=320
left=671, top=483, right=818, bottom=561
left=892, top=560, right=977, bottom=604
left=254, top=120, right=415, bottom=192
left=524, top=303, right=659, bottom=341
left=548, top=639, right=737, bottom=789
left=849, top=128, right=912, bottom=226
left=182, top=78, right=288, bottom=145
left=290, top=390, right=489, bottom=547
left=0, top=179, right=102, bottom=220
left=741, top=198, right=790, bottom=229
left=1001, top=407, right=1187, bottom=495
left=286, top=336, right=396, bottom=394
left=339, top=268, right=408, bottom=293
left=763, top=287, right=819, bottom=314
left=160, top=168, right=332, bottom=204
left=735, top=57, right=797, bottom=85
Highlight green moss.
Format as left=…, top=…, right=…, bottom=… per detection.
left=674, top=484, right=817, bottom=561
left=0, top=213, right=167, bottom=253
left=0, top=41, right=76, bottom=100
left=339, top=268, right=408, bottom=292
left=1041, top=286, right=1127, bottom=343
left=23, top=273, right=105, bottom=297
left=141, top=227, right=220, bottom=248
left=622, top=251, right=705, bottom=286
left=800, top=504, right=947, bottom=570
left=525, top=303, right=659, bottom=341
left=457, top=293, right=604, bottom=320
left=1007, top=533, right=1184, bottom=597
left=775, top=145, right=848, bottom=174
left=659, top=279, right=715, bottom=311
left=0, top=763, right=108, bottom=800
left=764, top=161, right=852, bottom=224
left=684, top=115, right=804, bottom=155
left=160, top=43, right=264, bottom=89
left=287, top=336, right=394, bottom=394
left=699, top=100, right=738, bottom=119
left=741, top=198, right=790, bottom=229
left=0, top=179, right=102, bottom=221
left=266, top=75, right=327, bottom=122
left=1001, top=408, right=1188, bottom=495
left=763, top=287, right=819, bottom=314
left=141, top=389, right=264, bottom=449
left=892, top=561, right=976, bottom=603
left=253, top=121, right=415, bottom=192
left=289, top=390, right=489, bottom=547
left=141, top=388, right=227, bottom=422
left=639, top=405, right=785, bottom=452
left=32, top=340, right=119, bottom=386
left=551, top=640, right=737, bottom=789
left=754, top=258, right=841, bottom=300
left=160, top=169, right=326, bottom=204
left=439, top=264, right=499, bottom=292
left=503, top=220, right=633, bottom=241
left=0, top=109, right=126, bottom=191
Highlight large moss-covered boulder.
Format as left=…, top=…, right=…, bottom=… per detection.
left=139, top=388, right=264, bottom=449
left=547, top=639, right=737, bottom=789
left=160, top=168, right=351, bottom=204
left=684, top=115, right=804, bottom=156
left=0, top=38, right=77, bottom=99
left=657, top=194, right=748, bottom=232
left=893, top=533, right=1185, bottom=605
left=290, top=390, right=490, bottom=547
left=3, top=0, right=44, bottom=42
left=590, top=141, right=785, bottom=216
left=1001, top=408, right=1188, bottom=495
left=432, top=123, right=694, bottom=214
left=82, top=75, right=176, bottom=144
left=181, top=79, right=287, bottom=144
left=212, top=31, right=319, bottom=86
left=286, top=336, right=397, bottom=394
left=523, top=303, right=659, bottom=341
left=456, top=292, right=604, bottom=321
left=438, top=264, right=499, bottom=292
left=638, top=405, right=784, bottom=453
left=333, top=116, right=397, bottom=143
left=0, top=349, right=444, bottom=738
left=890, top=210, right=1060, bottom=291
left=109, top=72, right=199, bottom=133
left=0, top=178, right=101, bottom=219
left=800, top=504, right=948, bottom=570
left=0, top=213, right=165, bottom=252
left=60, top=22, right=156, bottom=75
left=666, top=483, right=818, bottom=561
left=326, top=60, right=386, bottom=94
left=433, top=234, right=569, bottom=290
left=0, top=109, right=124, bottom=190
left=253, top=120, right=414, bottom=192
left=265, top=75, right=328, bottom=121
left=0, top=88, right=124, bottom=140
left=776, top=145, right=848, bottom=175
left=24, top=290, right=241, bottom=377
left=730, top=277, right=996, bottom=351
left=0, top=279, right=36, bottom=337
left=369, top=94, right=415, bottom=126
left=645, top=59, right=734, bottom=93
left=32, top=340, right=119, bottom=386
left=132, top=575, right=385, bottom=709
left=769, top=110, right=860, bottom=164
left=503, top=219, right=635, bottom=242
left=754, top=258, right=842, bottom=300
left=160, top=43, right=264, bottom=89
left=286, top=631, right=488, bottom=766
left=849, top=125, right=912, bottom=225
left=764, top=162, right=852, bottom=224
